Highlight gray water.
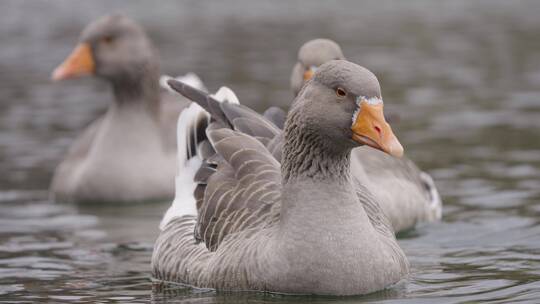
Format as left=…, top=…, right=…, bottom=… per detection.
left=1, top=0, right=540, bottom=303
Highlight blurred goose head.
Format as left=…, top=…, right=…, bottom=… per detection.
left=290, top=39, right=345, bottom=96
left=52, top=15, right=158, bottom=87
left=287, top=60, right=403, bottom=158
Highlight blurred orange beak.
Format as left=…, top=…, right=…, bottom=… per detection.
left=351, top=99, right=404, bottom=158
left=303, top=69, right=314, bottom=81
left=52, top=43, right=95, bottom=81
left=303, top=67, right=316, bottom=81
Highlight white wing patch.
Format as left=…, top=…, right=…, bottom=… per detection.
left=159, top=86, right=241, bottom=230
left=160, top=72, right=207, bottom=93
left=159, top=103, right=208, bottom=230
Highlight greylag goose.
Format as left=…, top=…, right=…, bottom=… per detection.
left=152, top=60, right=409, bottom=295
left=50, top=15, right=201, bottom=204
left=287, top=39, right=442, bottom=232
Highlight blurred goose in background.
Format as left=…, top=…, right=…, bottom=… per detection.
left=50, top=15, right=203, bottom=204
left=153, top=61, right=409, bottom=295
left=287, top=39, right=442, bottom=232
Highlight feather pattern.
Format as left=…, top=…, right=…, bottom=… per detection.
left=195, top=128, right=281, bottom=250
left=263, top=106, right=287, bottom=129
left=159, top=85, right=242, bottom=230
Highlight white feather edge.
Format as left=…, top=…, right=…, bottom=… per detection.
left=352, top=96, right=383, bottom=125
left=211, top=86, right=240, bottom=104
left=159, top=103, right=207, bottom=230
left=160, top=72, right=207, bottom=93
left=159, top=86, right=241, bottom=230
left=419, top=171, right=443, bottom=220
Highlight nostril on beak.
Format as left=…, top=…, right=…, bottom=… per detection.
left=374, top=125, right=382, bottom=136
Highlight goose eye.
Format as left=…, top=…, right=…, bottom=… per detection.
left=335, top=87, right=347, bottom=97
left=102, top=35, right=114, bottom=45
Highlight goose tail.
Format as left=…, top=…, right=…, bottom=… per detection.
left=159, top=85, right=240, bottom=230
left=420, top=171, right=443, bottom=221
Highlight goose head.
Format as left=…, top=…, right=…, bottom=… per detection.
left=290, top=39, right=345, bottom=96
left=290, top=60, right=403, bottom=158
left=52, top=14, right=158, bottom=84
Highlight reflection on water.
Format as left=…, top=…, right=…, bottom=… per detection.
left=1, top=0, right=540, bottom=302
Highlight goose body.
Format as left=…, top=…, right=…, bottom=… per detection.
left=153, top=61, right=409, bottom=295
left=52, top=100, right=176, bottom=203
left=50, top=15, right=201, bottom=204
left=351, top=148, right=441, bottom=232
left=288, top=39, right=442, bottom=232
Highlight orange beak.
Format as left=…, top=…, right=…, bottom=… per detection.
left=303, top=67, right=315, bottom=81
left=351, top=98, right=404, bottom=158
left=52, top=43, right=95, bottom=81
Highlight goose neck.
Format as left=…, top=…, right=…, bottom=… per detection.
left=110, top=62, right=160, bottom=116
left=281, top=113, right=351, bottom=184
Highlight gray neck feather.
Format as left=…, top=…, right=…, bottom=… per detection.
left=111, top=61, right=160, bottom=116
left=281, top=110, right=351, bottom=184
